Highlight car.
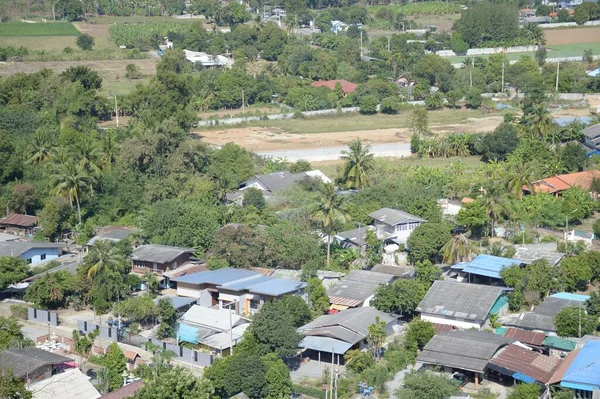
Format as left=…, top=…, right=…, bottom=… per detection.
left=452, top=372, right=469, bottom=388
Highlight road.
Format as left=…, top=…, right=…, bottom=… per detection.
left=257, top=142, right=412, bottom=162
left=386, top=362, right=421, bottom=394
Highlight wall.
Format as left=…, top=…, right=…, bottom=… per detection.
left=22, top=247, right=61, bottom=265
left=421, top=314, right=482, bottom=330
left=177, top=281, right=202, bottom=298
left=28, top=308, right=58, bottom=326
left=133, top=253, right=190, bottom=276
left=77, top=320, right=119, bottom=342
left=466, top=45, right=538, bottom=56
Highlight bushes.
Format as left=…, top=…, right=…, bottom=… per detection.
left=10, top=305, right=28, bottom=320
left=359, top=95, right=378, bottom=115
left=292, top=384, right=326, bottom=399
left=380, top=96, right=401, bottom=114
left=0, top=46, right=28, bottom=61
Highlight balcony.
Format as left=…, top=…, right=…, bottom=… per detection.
left=132, top=265, right=163, bottom=276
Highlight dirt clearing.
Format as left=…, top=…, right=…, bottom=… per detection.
left=194, top=116, right=504, bottom=151
left=0, top=59, right=157, bottom=80
left=545, top=27, right=600, bottom=45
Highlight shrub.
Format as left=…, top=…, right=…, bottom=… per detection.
left=76, top=34, right=94, bottom=51
left=465, top=88, right=482, bottom=108
left=292, top=384, right=326, bottom=399
left=125, top=64, right=141, bottom=79
left=10, top=305, right=28, bottom=320
left=359, top=95, right=378, bottom=115
left=380, top=96, right=401, bottom=114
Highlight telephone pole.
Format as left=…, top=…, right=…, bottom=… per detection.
left=555, top=61, right=560, bottom=92
left=501, top=56, right=505, bottom=93
left=114, top=95, right=119, bottom=127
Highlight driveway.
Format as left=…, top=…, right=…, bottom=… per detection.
left=385, top=362, right=421, bottom=394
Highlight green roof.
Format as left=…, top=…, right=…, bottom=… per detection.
left=490, top=295, right=509, bottom=315
left=543, top=336, right=576, bottom=351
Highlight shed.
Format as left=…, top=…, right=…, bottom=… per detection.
left=29, top=368, right=100, bottom=399
left=450, top=254, right=521, bottom=281
left=559, top=341, right=600, bottom=393
left=326, top=270, right=395, bottom=309
left=488, top=343, right=562, bottom=384
left=0, top=213, right=38, bottom=237
left=0, top=348, right=72, bottom=382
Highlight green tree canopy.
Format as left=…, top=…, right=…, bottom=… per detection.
left=0, top=257, right=29, bottom=289
left=135, top=367, right=213, bottom=399
left=555, top=305, right=598, bottom=337
left=105, top=343, right=127, bottom=391
left=406, top=222, right=452, bottom=264
left=395, top=371, right=458, bottom=399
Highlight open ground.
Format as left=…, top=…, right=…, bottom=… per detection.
left=544, top=27, right=600, bottom=45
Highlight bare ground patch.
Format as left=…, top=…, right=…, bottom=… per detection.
left=545, top=27, right=600, bottom=45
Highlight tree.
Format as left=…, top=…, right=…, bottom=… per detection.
left=380, top=96, right=400, bottom=114
left=535, top=46, right=547, bottom=66
left=445, top=90, right=462, bottom=108
left=9, top=184, right=37, bottom=215
left=105, top=343, right=127, bottom=391
left=583, top=48, right=595, bottom=68
left=507, top=383, right=541, bottom=399
left=125, top=64, right=142, bottom=80
left=209, top=143, right=255, bottom=192
left=536, top=5, right=552, bottom=16
left=0, top=369, right=31, bottom=399
left=115, top=296, right=158, bottom=326
left=574, top=2, right=600, bottom=24
left=409, top=108, right=429, bottom=135
left=210, top=224, right=278, bottom=269
left=367, top=316, right=387, bottom=360
left=157, top=298, right=177, bottom=339
left=0, top=257, right=29, bottom=289
left=307, top=278, right=329, bottom=316
left=61, top=66, right=102, bottom=91
left=309, top=183, right=349, bottom=266
left=39, top=196, right=73, bottom=241
left=371, top=279, right=427, bottom=316
left=505, top=163, right=537, bottom=199
left=406, top=223, right=452, bottom=264
left=425, top=92, right=444, bottom=110
left=24, top=271, right=76, bottom=309
left=263, top=353, right=292, bottom=399
left=345, top=350, right=375, bottom=374
left=557, top=8, right=570, bottom=22
left=454, top=3, right=520, bottom=47
left=404, top=319, right=435, bottom=354
left=249, top=299, right=303, bottom=358
left=280, top=295, right=312, bottom=327
left=465, top=88, right=482, bottom=108
left=479, top=123, right=519, bottom=162
left=135, top=367, right=213, bottom=399
left=50, top=161, right=92, bottom=224
left=441, top=233, right=474, bottom=265
left=586, top=290, right=600, bottom=315
left=395, top=371, right=458, bottom=399
left=560, top=142, right=587, bottom=172
left=76, top=33, right=95, bottom=51
left=555, top=305, right=598, bottom=337
left=0, top=316, right=31, bottom=351
left=242, top=187, right=266, bottom=211
left=359, top=95, right=378, bottom=115
left=86, top=240, right=127, bottom=281
left=339, top=139, right=375, bottom=189
left=556, top=255, right=593, bottom=292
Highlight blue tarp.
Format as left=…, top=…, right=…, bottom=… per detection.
left=513, top=373, right=536, bottom=384
left=560, top=341, right=600, bottom=391
left=550, top=293, right=590, bottom=302
left=457, top=254, right=520, bottom=279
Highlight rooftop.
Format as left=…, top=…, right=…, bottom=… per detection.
left=370, top=264, right=415, bottom=278
left=86, top=226, right=136, bottom=246
left=512, top=244, right=565, bottom=267
left=0, top=348, right=72, bottom=380
left=451, top=254, right=521, bottom=279
left=416, top=281, right=507, bottom=323
left=418, top=330, right=513, bottom=373
left=243, top=171, right=313, bottom=193
left=180, top=305, right=245, bottom=331
left=0, top=213, right=38, bottom=227
left=368, top=208, right=426, bottom=226
left=311, top=79, right=357, bottom=94
left=582, top=123, right=600, bottom=140
left=0, top=241, right=64, bottom=258
left=336, top=226, right=394, bottom=247
left=153, top=295, right=197, bottom=310
left=100, top=380, right=144, bottom=399
left=29, top=368, right=100, bottom=399
left=0, top=233, right=20, bottom=242
left=513, top=293, right=589, bottom=332
left=131, top=244, right=194, bottom=264
left=327, top=270, right=395, bottom=307
left=560, top=341, right=600, bottom=392
left=488, top=343, right=562, bottom=384
left=527, top=170, right=600, bottom=194
left=503, top=328, right=546, bottom=346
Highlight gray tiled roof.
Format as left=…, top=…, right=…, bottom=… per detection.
left=582, top=123, right=600, bottom=140
left=131, top=244, right=193, bottom=264
left=0, top=348, right=72, bottom=379
left=416, top=281, right=506, bottom=322
left=0, top=241, right=64, bottom=257
left=87, top=226, right=135, bottom=246
left=326, top=270, right=395, bottom=304
left=512, top=245, right=565, bottom=266
left=513, top=296, right=586, bottom=332
left=368, top=207, right=426, bottom=226
left=417, top=330, right=514, bottom=373
left=246, top=171, right=309, bottom=193
left=336, top=226, right=394, bottom=247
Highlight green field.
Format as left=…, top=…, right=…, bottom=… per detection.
left=0, top=22, right=79, bottom=36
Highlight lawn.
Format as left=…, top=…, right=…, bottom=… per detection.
left=0, top=21, right=79, bottom=36
left=88, top=15, right=204, bottom=24
left=0, top=36, right=77, bottom=51
left=100, top=77, right=150, bottom=96
left=241, top=107, right=502, bottom=134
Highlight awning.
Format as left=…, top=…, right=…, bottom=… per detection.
left=384, top=244, right=399, bottom=253
left=299, top=336, right=353, bottom=355
left=489, top=296, right=509, bottom=315
left=560, top=381, right=596, bottom=392
left=331, top=304, right=350, bottom=311
left=513, top=373, right=536, bottom=384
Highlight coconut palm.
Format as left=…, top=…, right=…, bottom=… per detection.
left=50, top=161, right=92, bottom=224
left=528, top=103, right=555, bottom=141
left=480, top=195, right=507, bottom=237
left=86, top=240, right=127, bottom=280
left=339, top=139, right=375, bottom=189
left=100, top=132, right=118, bottom=170
left=309, top=183, right=349, bottom=266
left=75, top=139, right=101, bottom=176
left=441, top=233, right=475, bottom=265
left=505, top=163, right=537, bottom=199
left=28, top=132, right=52, bottom=164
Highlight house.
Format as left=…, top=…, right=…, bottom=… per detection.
left=370, top=264, right=415, bottom=279
left=582, top=123, right=600, bottom=156
left=524, top=170, right=600, bottom=195
left=0, top=241, right=64, bottom=265
left=0, top=213, right=38, bottom=238
left=511, top=293, right=590, bottom=334
left=131, top=244, right=194, bottom=286
left=311, top=79, right=357, bottom=95
left=177, top=305, right=250, bottom=355
left=173, top=268, right=307, bottom=316
left=512, top=243, right=565, bottom=267
left=335, top=226, right=394, bottom=250
left=326, top=270, right=395, bottom=310
left=183, top=50, right=232, bottom=68
left=543, top=336, right=577, bottom=358
left=450, top=254, right=521, bottom=285
left=503, top=327, right=546, bottom=349
left=100, top=380, right=144, bottom=399
left=369, top=207, right=426, bottom=244
left=297, top=307, right=396, bottom=364
left=28, top=368, right=101, bottom=399
left=557, top=341, right=600, bottom=397
left=487, top=343, right=562, bottom=387
left=153, top=295, right=197, bottom=316
left=567, top=230, right=595, bottom=246
left=330, top=20, right=349, bottom=33
left=416, top=281, right=509, bottom=330
left=417, top=330, right=514, bottom=387
left=0, top=348, right=73, bottom=384
left=226, top=170, right=331, bottom=203
left=396, top=73, right=416, bottom=88
left=86, top=226, right=136, bottom=247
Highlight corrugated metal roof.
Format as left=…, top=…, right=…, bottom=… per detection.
left=560, top=341, right=600, bottom=390
left=200, top=323, right=249, bottom=350
left=131, top=244, right=193, bottom=264
left=512, top=294, right=589, bottom=332
left=512, top=246, right=565, bottom=267
left=87, top=226, right=135, bottom=246
left=582, top=123, right=600, bottom=140
left=0, top=241, right=64, bottom=257
left=368, top=207, right=426, bottom=226
left=174, top=268, right=258, bottom=285
left=153, top=295, right=197, bottom=309
left=488, top=344, right=562, bottom=384
left=550, top=293, right=590, bottom=302
left=180, top=305, right=245, bottom=331
left=29, top=368, right=101, bottom=399
left=0, top=348, right=72, bottom=379
left=455, top=254, right=521, bottom=279
left=417, top=281, right=506, bottom=322
left=327, top=270, right=395, bottom=306
left=100, top=380, right=144, bottom=399
left=503, top=328, right=546, bottom=346
left=299, top=336, right=353, bottom=355
left=0, top=213, right=38, bottom=227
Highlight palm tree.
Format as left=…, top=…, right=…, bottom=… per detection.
left=339, top=139, right=375, bottom=189
left=528, top=103, right=554, bottom=141
left=505, top=163, right=537, bottom=199
left=100, top=132, right=118, bottom=170
left=309, top=183, right=349, bottom=266
left=441, top=233, right=475, bottom=265
left=86, top=240, right=127, bottom=280
left=75, top=139, right=101, bottom=176
left=480, top=195, right=507, bottom=237
left=28, top=132, right=52, bottom=164
left=50, top=161, right=92, bottom=224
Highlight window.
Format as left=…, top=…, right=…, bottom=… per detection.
left=41, top=254, right=46, bottom=261
left=26, top=259, right=32, bottom=264
left=249, top=300, right=260, bottom=310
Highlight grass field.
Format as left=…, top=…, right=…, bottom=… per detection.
left=100, top=77, right=150, bottom=96
left=0, top=21, right=79, bottom=36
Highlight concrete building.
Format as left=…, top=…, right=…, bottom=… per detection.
left=131, top=244, right=194, bottom=286
left=0, top=241, right=64, bottom=265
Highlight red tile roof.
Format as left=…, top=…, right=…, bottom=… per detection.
left=432, top=323, right=458, bottom=334
left=489, top=344, right=562, bottom=384
left=124, top=350, right=140, bottom=361
left=329, top=296, right=363, bottom=308
left=503, top=328, right=546, bottom=346
left=311, top=79, right=358, bottom=94
left=0, top=213, right=38, bottom=227
left=526, top=170, right=600, bottom=194
left=101, top=380, right=144, bottom=399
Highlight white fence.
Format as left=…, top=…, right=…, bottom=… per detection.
left=540, top=20, right=600, bottom=29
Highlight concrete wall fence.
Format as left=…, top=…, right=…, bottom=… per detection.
left=28, top=308, right=58, bottom=326
left=77, top=320, right=120, bottom=342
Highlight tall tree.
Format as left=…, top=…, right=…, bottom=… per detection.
left=50, top=161, right=92, bottom=224
left=309, top=183, right=349, bottom=266
left=441, top=233, right=475, bottom=265
left=105, top=342, right=127, bottom=391
left=505, top=163, right=536, bottom=199
left=306, top=278, right=330, bottom=316
left=135, top=367, right=213, bottom=399
left=339, top=139, right=375, bottom=189
left=0, top=257, right=29, bottom=289
left=367, top=316, right=387, bottom=360
left=86, top=240, right=127, bottom=280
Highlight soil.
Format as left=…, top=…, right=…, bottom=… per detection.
left=73, top=22, right=110, bottom=37
left=194, top=116, right=505, bottom=151
left=0, top=59, right=157, bottom=80
left=545, top=27, right=600, bottom=45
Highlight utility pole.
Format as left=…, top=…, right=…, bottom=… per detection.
left=114, top=95, right=119, bottom=127
left=387, top=36, right=390, bottom=52
left=360, top=30, right=363, bottom=58
left=501, top=56, right=505, bottom=93
left=241, top=90, right=245, bottom=115
left=555, top=61, right=560, bottom=92
left=330, top=348, right=334, bottom=399
left=578, top=306, right=582, bottom=338
left=52, top=4, right=56, bottom=21
left=223, top=301, right=237, bottom=355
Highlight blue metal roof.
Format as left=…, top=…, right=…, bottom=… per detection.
left=173, top=268, right=258, bottom=285
left=549, top=293, right=590, bottom=302
left=560, top=341, right=600, bottom=391
left=554, top=116, right=593, bottom=127
left=248, top=279, right=307, bottom=297
left=458, top=255, right=521, bottom=279
left=221, top=276, right=273, bottom=291
left=513, top=372, right=536, bottom=384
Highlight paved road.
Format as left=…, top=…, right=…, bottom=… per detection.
left=257, top=142, right=412, bottom=162
left=386, top=362, right=421, bottom=394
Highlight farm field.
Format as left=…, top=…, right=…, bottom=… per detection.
left=0, top=21, right=79, bottom=36
left=544, top=27, right=600, bottom=45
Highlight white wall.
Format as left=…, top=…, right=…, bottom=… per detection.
left=421, top=314, right=482, bottom=330
left=177, top=283, right=201, bottom=298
